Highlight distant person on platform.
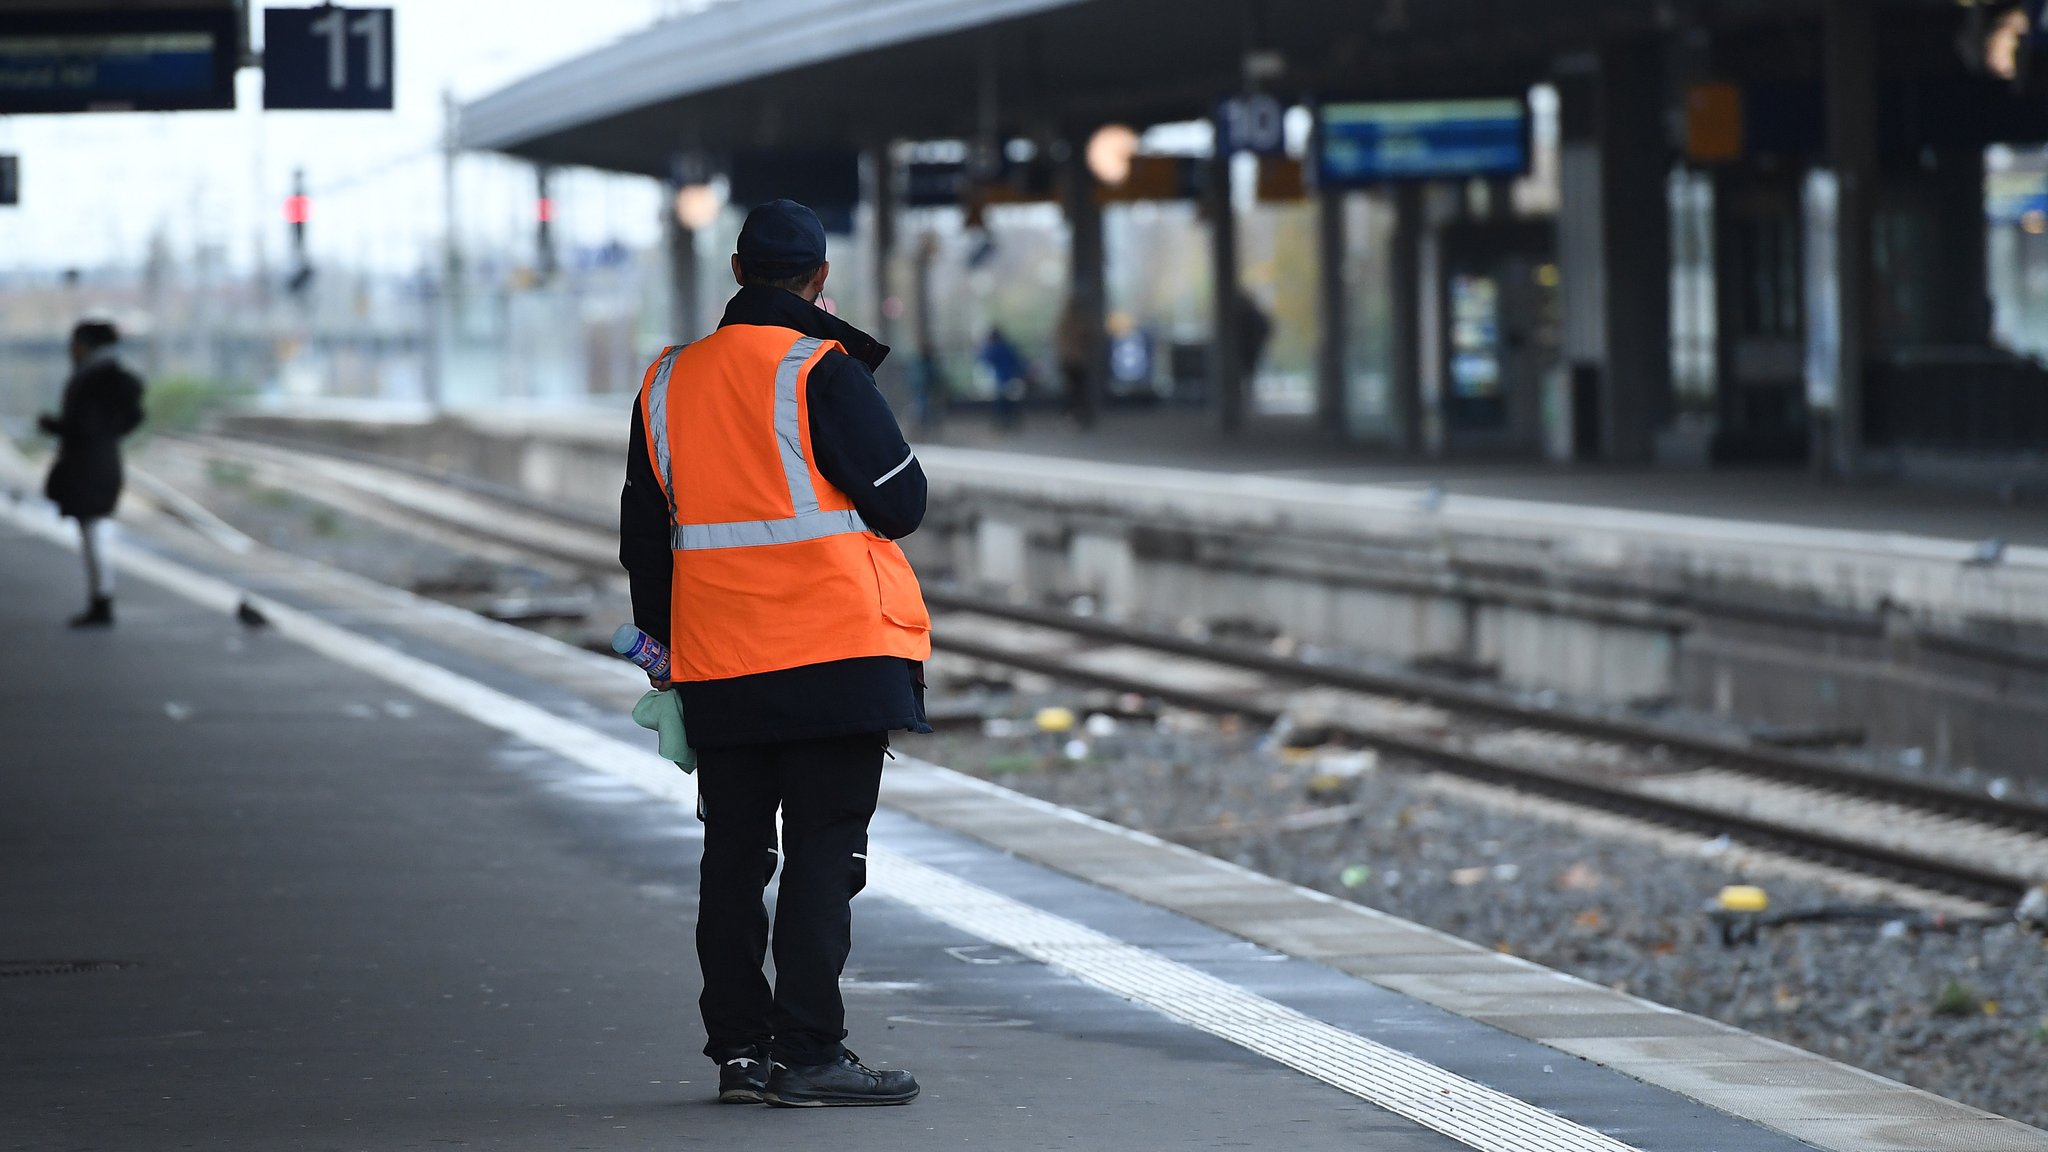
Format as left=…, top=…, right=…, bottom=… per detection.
left=1235, top=289, right=1273, bottom=395
left=619, top=200, right=929, bottom=1108
left=976, top=326, right=1028, bottom=431
left=38, top=320, right=144, bottom=628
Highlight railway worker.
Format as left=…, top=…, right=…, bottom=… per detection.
left=38, top=319, right=145, bottom=628
left=618, top=199, right=930, bottom=1108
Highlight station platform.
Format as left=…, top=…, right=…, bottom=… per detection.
left=925, top=409, right=2048, bottom=550
left=7, top=488, right=2047, bottom=1149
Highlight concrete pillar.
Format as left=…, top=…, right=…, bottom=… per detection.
left=1062, top=136, right=1107, bottom=428
left=665, top=201, right=700, bottom=344
left=1600, top=38, right=1673, bottom=463
left=1389, top=183, right=1425, bottom=453
left=866, top=145, right=899, bottom=383
left=1314, top=180, right=1348, bottom=436
left=1555, top=43, right=1672, bottom=463
left=1823, top=0, right=1876, bottom=474
left=1207, top=144, right=1244, bottom=432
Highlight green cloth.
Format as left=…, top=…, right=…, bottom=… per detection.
left=632, top=689, right=697, bottom=773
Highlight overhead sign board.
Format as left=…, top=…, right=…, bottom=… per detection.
left=1218, top=94, right=1286, bottom=155
left=728, top=149, right=860, bottom=232
left=263, top=6, right=394, bottom=110
left=1097, top=155, right=1204, bottom=204
left=905, top=161, right=969, bottom=208
left=1318, top=98, right=1529, bottom=187
left=0, top=9, right=239, bottom=113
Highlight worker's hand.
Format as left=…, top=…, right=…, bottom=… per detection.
left=648, top=673, right=671, bottom=692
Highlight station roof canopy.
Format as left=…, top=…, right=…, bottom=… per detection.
left=454, top=0, right=1673, bottom=177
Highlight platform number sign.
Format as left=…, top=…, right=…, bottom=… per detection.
left=1218, top=94, right=1286, bottom=156
left=263, top=6, right=394, bottom=110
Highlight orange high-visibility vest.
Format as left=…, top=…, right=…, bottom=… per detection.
left=637, top=324, right=931, bottom=682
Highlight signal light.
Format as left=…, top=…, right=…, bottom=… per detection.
left=283, top=194, right=311, bottom=225
left=536, top=197, right=555, bottom=224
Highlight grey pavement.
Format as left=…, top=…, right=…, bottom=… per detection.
left=0, top=522, right=1461, bottom=1150
left=1, top=517, right=1832, bottom=1151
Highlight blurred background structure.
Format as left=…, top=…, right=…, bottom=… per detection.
left=2, top=0, right=2046, bottom=481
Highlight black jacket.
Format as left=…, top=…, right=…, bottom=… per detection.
left=41, top=353, right=144, bottom=521
left=619, top=286, right=931, bottom=749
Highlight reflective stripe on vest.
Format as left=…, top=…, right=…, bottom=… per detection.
left=647, top=333, right=874, bottom=550
left=645, top=344, right=682, bottom=524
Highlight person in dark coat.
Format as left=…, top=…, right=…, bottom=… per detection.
left=38, top=320, right=145, bottom=627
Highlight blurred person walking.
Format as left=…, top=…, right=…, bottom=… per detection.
left=619, top=200, right=929, bottom=1109
left=1235, top=289, right=1273, bottom=395
left=38, top=320, right=144, bottom=628
left=976, top=326, right=1029, bottom=431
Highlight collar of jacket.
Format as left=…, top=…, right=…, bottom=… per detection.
left=717, top=285, right=889, bottom=372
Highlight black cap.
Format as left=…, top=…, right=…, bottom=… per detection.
left=736, top=199, right=828, bottom=279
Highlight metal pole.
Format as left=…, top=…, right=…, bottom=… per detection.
left=1314, top=179, right=1347, bottom=437
left=1208, top=142, right=1243, bottom=433
left=867, top=145, right=900, bottom=398
left=666, top=204, right=699, bottom=344
left=1390, top=183, right=1424, bottom=453
left=1824, top=0, right=1875, bottom=476
left=1063, top=134, right=1106, bottom=429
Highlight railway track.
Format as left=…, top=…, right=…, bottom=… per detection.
left=160, top=432, right=2048, bottom=908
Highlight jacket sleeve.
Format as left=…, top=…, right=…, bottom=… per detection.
left=807, top=352, right=926, bottom=540
left=115, top=372, right=144, bottom=437
left=618, top=401, right=675, bottom=648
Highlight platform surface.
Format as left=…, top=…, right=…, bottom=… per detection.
left=2, top=504, right=2040, bottom=1151
left=924, top=408, right=2048, bottom=548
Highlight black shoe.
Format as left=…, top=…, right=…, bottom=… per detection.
left=715, top=1046, right=771, bottom=1104
left=68, top=597, right=113, bottom=628
left=764, top=1050, right=918, bottom=1108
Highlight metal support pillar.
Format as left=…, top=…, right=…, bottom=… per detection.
left=1314, top=180, right=1347, bottom=437
left=665, top=200, right=700, bottom=343
left=1556, top=44, right=1671, bottom=464
left=867, top=145, right=899, bottom=391
left=1598, top=37, right=1672, bottom=464
left=912, top=232, right=945, bottom=429
left=1208, top=144, right=1244, bottom=433
left=1389, top=183, right=1425, bottom=453
left=1823, top=0, right=1875, bottom=475
left=1062, top=136, right=1107, bottom=428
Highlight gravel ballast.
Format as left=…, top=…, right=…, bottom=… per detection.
left=920, top=701, right=2048, bottom=1130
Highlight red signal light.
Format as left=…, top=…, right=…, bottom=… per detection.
left=536, top=197, right=555, bottom=224
left=283, top=194, right=311, bottom=225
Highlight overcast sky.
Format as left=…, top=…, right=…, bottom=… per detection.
left=0, top=0, right=688, bottom=275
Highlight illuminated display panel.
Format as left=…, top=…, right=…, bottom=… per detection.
left=1318, top=98, right=1529, bottom=187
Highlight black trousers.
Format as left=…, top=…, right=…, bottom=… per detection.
left=694, top=733, right=883, bottom=1067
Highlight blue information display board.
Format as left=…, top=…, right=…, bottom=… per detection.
left=0, top=10, right=238, bottom=113
left=1318, top=98, right=1529, bottom=187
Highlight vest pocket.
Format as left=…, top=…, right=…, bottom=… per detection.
left=864, top=536, right=932, bottom=632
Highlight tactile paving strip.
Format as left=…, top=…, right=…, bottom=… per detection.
left=874, top=852, right=1640, bottom=1152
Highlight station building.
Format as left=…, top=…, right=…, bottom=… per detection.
left=460, top=0, right=2048, bottom=476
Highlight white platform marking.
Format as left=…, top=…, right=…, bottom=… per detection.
left=3, top=500, right=1642, bottom=1152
